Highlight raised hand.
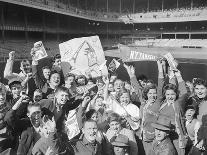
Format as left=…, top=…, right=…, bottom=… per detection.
left=124, top=64, right=135, bottom=78
left=26, top=72, right=33, bottom=79
left=42, top=116, right=56, bottom=133
left=30, top=48, right=36, bottom=57
left=82, top=96, right=91, bottom=107
left=130, top=65, right=135, bottom=75
left=45, top=147, right=53, bottom=155
left=102, top=76, right=109, bottom=85
left=9, top=51, right=15, bottom=60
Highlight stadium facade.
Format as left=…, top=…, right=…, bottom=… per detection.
left=0, top=0, right=207, bottom=81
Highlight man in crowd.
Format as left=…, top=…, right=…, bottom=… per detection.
left=72, top=119, right=111, bottom=155
left=151, top=116, right=176, bottom=155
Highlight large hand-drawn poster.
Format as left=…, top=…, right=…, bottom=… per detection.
left=59, top=36, right=108, bottom=78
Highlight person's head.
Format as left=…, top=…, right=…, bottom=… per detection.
left=110, top=74, right=117, bottom=83
left=49, top=71, right=61, bottom=88
left=54, top=86, right=69, bottom=105
left=137, top=74, right=147, bottom=88
left=108, top=82, right=114, bottom=93
left=185, top=105, right=196, bottom=121
left=94, top=96, right=104, bottom=111
left=82, top=119, right=98, bottom=143
left=65, top=73, right=75, bottom=85
left=154, top=128, right=169, bottom=142
left=152, top=116, right=171, bottom=142
left=142, top=84, right=157, bottom=103
left=124, top=81, right=131, bottom=91
left=33, top=89, right=43, bottom=102
left=108, top=113, right=122, bottom=132
left=96, top=78, right=104, bottom=90
left=53, top=54, right=61, bottom=67
left=76, top=75, right=87, bottom=86
left=118, top=90, right=130, bottom=106
left=114, top=79, right=124, bottom=93
left=86, top=109, right=98, bottom=122
left=0, top=88, right=6, bottom=106
left=185, top=81, right=193, bottom=94
left=87, top=79, right=94, bottom=85
left=163, top=84, right=178, bottom=104
left=193, top=78, right=207, bottom=99
left=42, top=66, right=51, bottom=80
left=111, top=134, right=129, bottom=155
left=27, top=103, right=42, bottom=128
left=20, top=59, right=31, bottom=74
left=9, top=79, right=22, bottom=98
left=146, top=79, right=154, bottom=86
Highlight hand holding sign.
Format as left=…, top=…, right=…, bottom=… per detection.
left=9, top=51, right=15, bottom=60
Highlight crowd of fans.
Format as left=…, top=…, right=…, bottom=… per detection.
left=0, top=45, right=207, bottom=155
left=120, top=6, right=207, bottom=23
left=13, top=0, right=119, bottom=21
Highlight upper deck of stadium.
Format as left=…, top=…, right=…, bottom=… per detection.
left=1, top=0, right=207, bottom=23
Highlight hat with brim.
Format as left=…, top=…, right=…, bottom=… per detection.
left=151, top=115, right=171, bottom=131
left=111, top=134, right=129, bottom=147
left=151, top=122, right=171, bottom=131
left=8, top=78, right=22, bottom=88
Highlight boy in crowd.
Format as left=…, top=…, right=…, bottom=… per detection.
left=185, top=105, right=201, bottom=153
left=39, top=86, right=82, bottom=132
left=4, top=51, right=36, bottom=98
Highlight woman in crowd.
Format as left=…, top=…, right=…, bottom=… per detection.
left=124, top=60, right=164, bottom=155
left=188, top=78, right=207, bottom=121
left=158, top=69, right=189, bottom=155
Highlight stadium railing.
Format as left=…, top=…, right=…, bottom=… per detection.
left=4, top=0, right=120, bottom=22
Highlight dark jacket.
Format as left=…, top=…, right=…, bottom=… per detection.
left=71, top=134, right=111, bottom=155
left=151, top=138, right=176, bottom=155
left=39, top=97, right=83, bottom=131
left=4, top=109, right=33, bottom=155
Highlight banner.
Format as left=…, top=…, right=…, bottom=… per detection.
left=119, top=44, right=158, bottom=62
left=59, top=36, right=108, bottom=78
left=33, top=41, right=48, bottom=61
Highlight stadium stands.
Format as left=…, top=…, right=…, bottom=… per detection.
left=119, top=7, right=207, bottom=23
left=134, top=39, right=207, bottom=48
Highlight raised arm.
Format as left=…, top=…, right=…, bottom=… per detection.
left=103, top=76, right=110, bottom=101
left=124, top=64, right=144, bottom=103
left=76, top=96, right=91, bottom=129
left=157, top=60, right=165, bottom=103
left=4, top=51, right=19, bottom=80
left=31, top=48, right=45, bottom=89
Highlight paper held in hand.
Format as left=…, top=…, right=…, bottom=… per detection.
left=33, top=41, right=48, bottom=61
left=163, top=53, right=178, bottom=70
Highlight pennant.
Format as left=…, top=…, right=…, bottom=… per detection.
left=108, top=59, right=120, bottom=73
